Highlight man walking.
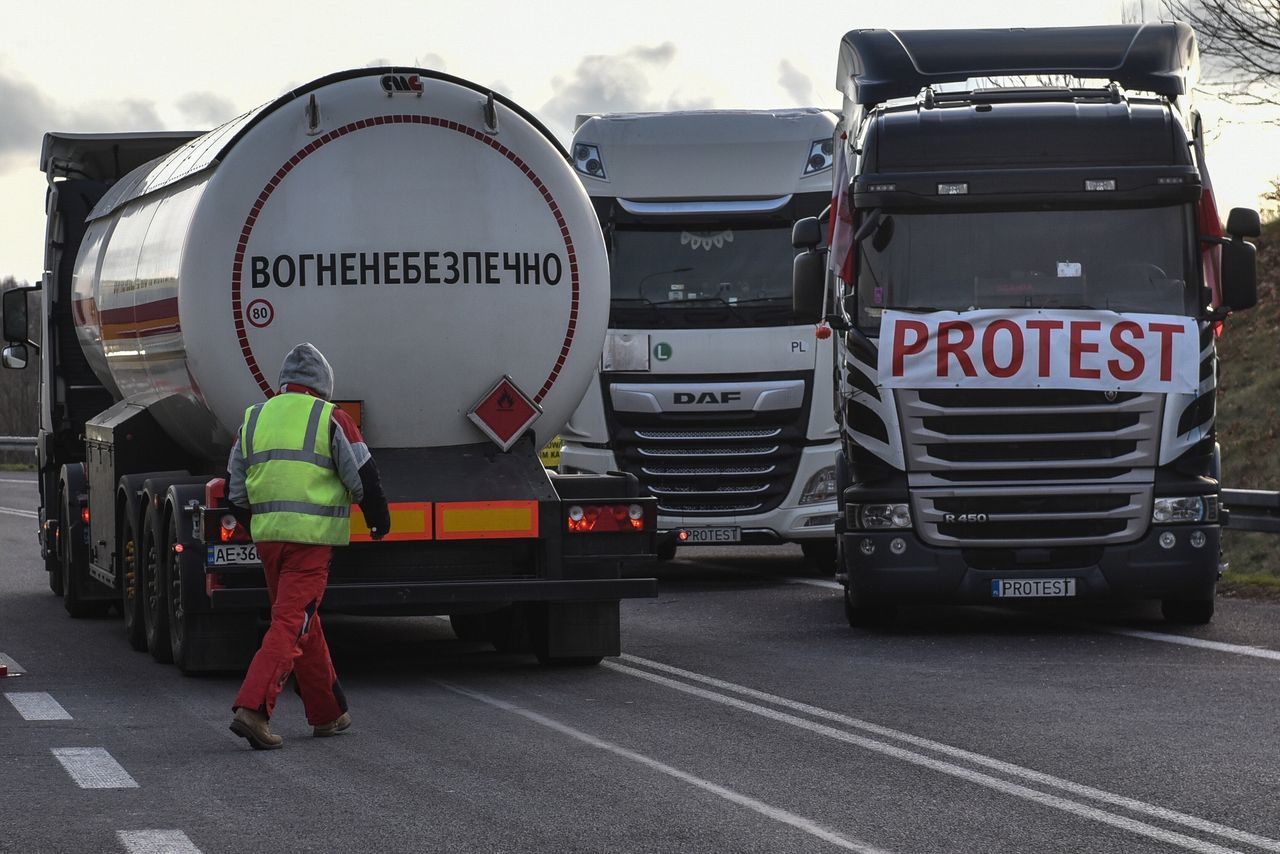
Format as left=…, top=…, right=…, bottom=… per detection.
left=227, top=342, right=391, bottom=750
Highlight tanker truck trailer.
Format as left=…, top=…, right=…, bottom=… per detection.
left=0, top=67, right=658, bottom=673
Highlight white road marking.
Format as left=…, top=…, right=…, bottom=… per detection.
left=0, top=653, right=27, bottom=675
left=52, top=747, right=139, bottom=789
left=613, top=656, right=1280, bottom=854
left=440, top=680, right=889, bottom=854
left=5, top=691, right=71, bottom=720
left=117, top=830, right=203, bottom=854
left=0, top=505, right=37, bottom=518
left=0, top=477, right=35, bottom=484
left=1101, top=628, right=1280, bottom=662
left=784, top=576, right=842, bottom=590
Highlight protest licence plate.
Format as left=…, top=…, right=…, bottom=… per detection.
left=678, top=527, right=741, bottom=544
left=208, top=543, right=259, bottom=566
left=990, top=578, right=1077, bottom=598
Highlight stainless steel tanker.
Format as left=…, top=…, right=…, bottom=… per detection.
left=2, top=68, right=657, bottom=673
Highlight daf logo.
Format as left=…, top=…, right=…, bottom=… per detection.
left=674, top=391, right=742, bottom=405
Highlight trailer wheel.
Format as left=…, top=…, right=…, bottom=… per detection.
left=120, top=512, right=146, bottom=651
left=1161, top=596, right=1215, bottom=625
left=843, top=584, right=896, bottom=629
left=140, top=505, right=173, bottom=663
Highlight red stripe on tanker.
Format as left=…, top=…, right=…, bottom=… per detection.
left=878, top=309, right=1199, bottom=394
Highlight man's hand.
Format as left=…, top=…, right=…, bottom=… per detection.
left=365, top=507, right=391, bottom=541
left=370, top=525, right=388, bottom=541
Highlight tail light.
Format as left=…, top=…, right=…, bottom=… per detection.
left=566, top=503, right=648, bottom=533
left=80, top=506, right=90, bottom=525
left=219, top=514, right=251, bottom=543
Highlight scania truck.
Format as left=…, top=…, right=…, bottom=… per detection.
left=1, top=67, right=657, bottom=672
left=562, top=109, right=841, bottom=562
left=791, top=24, right=1259, bottom=625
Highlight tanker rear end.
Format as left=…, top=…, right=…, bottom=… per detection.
left=1, top=68, right=657, bottom=673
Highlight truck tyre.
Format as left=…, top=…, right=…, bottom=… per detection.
left=486, top=605, right=532, bottom=654
left=843, top=584, right=896, bottom=629
left=140, top=505, right=173, bottom=663
left=656, top=541, right=677, bottom=562
left=120, top=511, right=147, bottom=651
left=1161, top=596, right=1215, bottom=625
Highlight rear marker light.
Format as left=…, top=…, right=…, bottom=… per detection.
left=80, top=507, right=90, bottom=525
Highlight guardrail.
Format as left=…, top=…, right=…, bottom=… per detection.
left=1222, top=489, right=1280, bottom=534
left=0, top=436, right=36, bottom=452
left=0, top=434, right=1272, bottom=531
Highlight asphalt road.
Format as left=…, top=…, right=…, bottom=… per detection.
left=2, top=470, right=1279, bottom=854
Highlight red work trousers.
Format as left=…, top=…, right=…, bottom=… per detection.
left=232, top=542, right=346, bottom=725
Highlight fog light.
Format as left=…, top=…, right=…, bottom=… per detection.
left=859, top=538, right=875, bottom=556
left=889, top=538, right=906, bottom=555
left=1159, top=531, right=1176, bottom=549
left=1189, top=530, right=1206, bottom=549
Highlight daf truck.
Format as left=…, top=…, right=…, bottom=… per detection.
left=791, top=24, right=1259, bottom=625
left=563, top=109, right=841, bottom=562
left=1, top=67, right=657, bottom=672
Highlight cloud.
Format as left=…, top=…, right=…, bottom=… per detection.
left=419, top=53, right=447, bottom=71
left=541, top=42, right=694, bottom=140
left=778, top=60, right=815, bottom=105
left=175, top=92, right=237, bottom=127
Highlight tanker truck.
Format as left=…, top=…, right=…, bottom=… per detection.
left=562, top=109, right=841, bottom=563
left=791, top=24, right=1260, bottom=626
left=0, top=67, right=657, bottom=672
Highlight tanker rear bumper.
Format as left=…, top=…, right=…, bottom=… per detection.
left=210, top=577, right=657, bottom=611
left=843, top=525, right=1220, bottom=605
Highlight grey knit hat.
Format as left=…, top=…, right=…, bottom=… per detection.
left=278, top=342, right=334, bottom=400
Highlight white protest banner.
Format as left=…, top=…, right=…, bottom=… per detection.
left=877, top=309, right=1200, bottom=394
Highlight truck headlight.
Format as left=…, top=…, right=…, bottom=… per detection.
left=860, top=503, right=911, bottom=529
left=1152, top=496, right=1205, bottom=524
left=800, top=466, right=837, bottom=505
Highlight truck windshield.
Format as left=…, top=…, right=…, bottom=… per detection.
left=609, top=225, right=798, bottom=329
left=854, top=206, right=1197, bottom=329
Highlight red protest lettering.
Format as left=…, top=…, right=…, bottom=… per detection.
left=936, top=320, right=977, bottom=378
left=1068, top=320, right=1102, bottom=379
left=1147, top=322, right=1187, bottom=382
left=891, top=319, right=929, bottom=377
left=1025, top=319, right=1065, bottom=377
left=981, top=319, right=1024, bottom=378
left=1107, top=321, right=1145, bottom=381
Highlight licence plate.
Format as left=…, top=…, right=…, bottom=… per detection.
left=208, top=543, right=259, bottom=566
left=679, top=526, right=741, bottom=544
left=991, top=578, right=1076, bottom=598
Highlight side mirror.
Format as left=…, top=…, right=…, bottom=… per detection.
left=1226, top=207, right=1261, bottom=238
left=2, top=287, right=30, bottom=344
left=2, top=343, right=28, bottom=370
left=793, top=248, right=826, bottom=321
left=792, top=216, right=822, bottom=250
left=1220, top=237, right=1257, bottom=311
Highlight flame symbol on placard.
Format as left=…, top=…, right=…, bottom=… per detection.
left=497, top=390, right=515, bottom=410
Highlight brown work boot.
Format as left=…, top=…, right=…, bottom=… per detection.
left=230, top=707, right=284, bottom=750
left=313, top=711, right=351, bottom=738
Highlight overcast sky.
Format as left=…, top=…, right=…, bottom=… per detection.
left=1, top=0, right=1276, bottom=279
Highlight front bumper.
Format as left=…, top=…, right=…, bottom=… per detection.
left=842, top=525, right=1220, bottom=604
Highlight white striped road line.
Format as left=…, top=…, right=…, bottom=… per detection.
left=0, top=505, right=37, bottom=518
left=1100, top=628, right=1280, bottom=663
left=5, top=691, right=71, bottom=720
left=783, top=576, right=842, bottom=590
left=439, top=680, right=889, bottom=854
left=52, top=747, right=138, bottom=789
left=0, top=653, right=27, bottom=675
left=117, top=830, right=203, bottom=854
left=0, top=477, right=35, bottom=484
left=612, top=655, right=1280, bottom=854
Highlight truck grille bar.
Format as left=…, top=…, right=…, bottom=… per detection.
left=898, top=389, right=1161, bottom=546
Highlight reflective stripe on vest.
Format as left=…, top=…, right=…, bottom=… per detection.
left=242, top=394, right=351, bottom=545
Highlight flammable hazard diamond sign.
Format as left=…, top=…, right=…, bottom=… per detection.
left=467, top=376, right=542, bottom=452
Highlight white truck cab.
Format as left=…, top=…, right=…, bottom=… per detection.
left=562, top=109, right=840, bottom=561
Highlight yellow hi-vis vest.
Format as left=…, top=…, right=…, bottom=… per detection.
left=241, top=394, right=351, bottom=546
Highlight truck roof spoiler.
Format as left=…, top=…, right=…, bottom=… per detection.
left=837, top=23, right=1198, bottom=106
